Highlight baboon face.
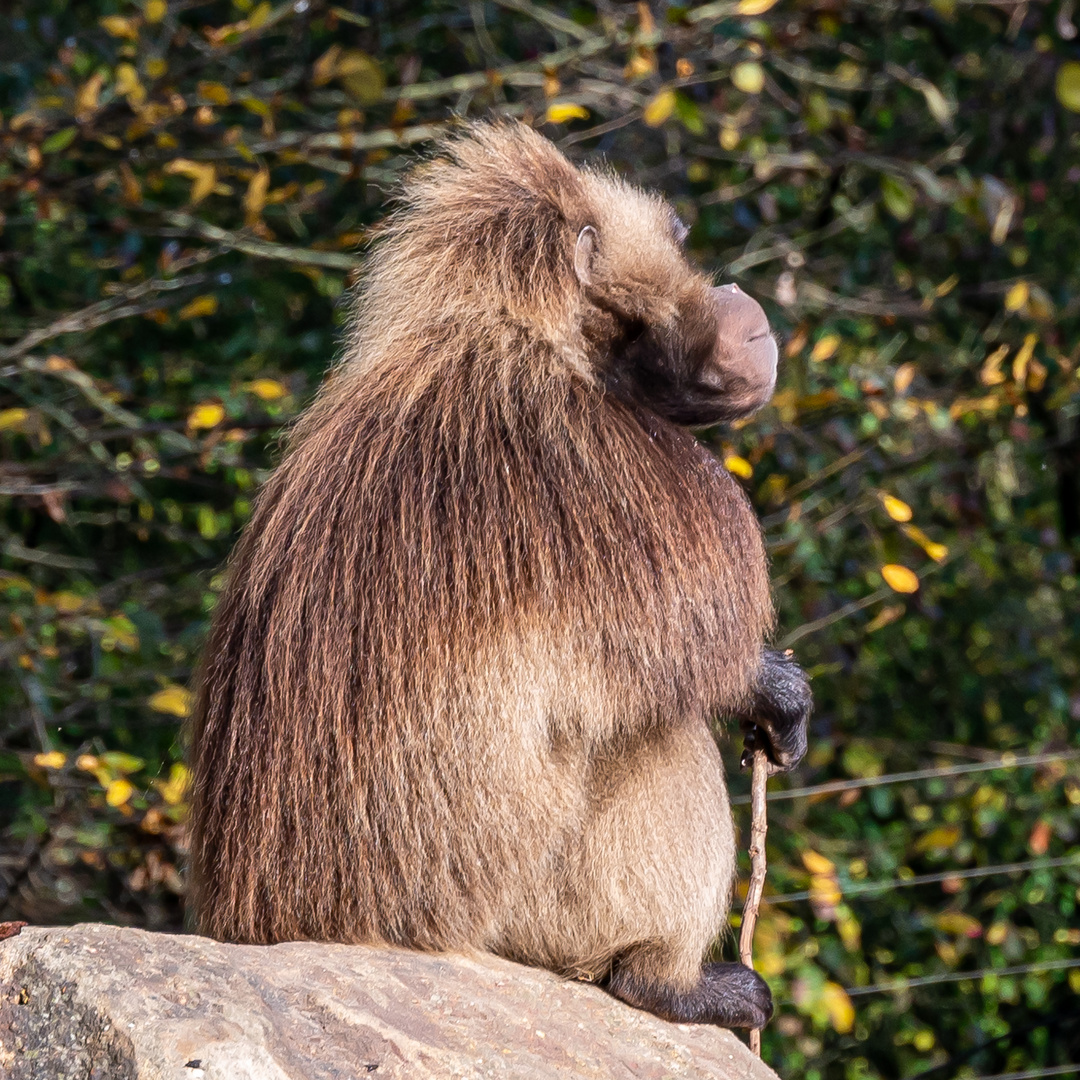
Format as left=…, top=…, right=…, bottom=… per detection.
left=576, top=183, right=778, bottom=426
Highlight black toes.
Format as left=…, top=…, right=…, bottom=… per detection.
left=607, top=959, right=773, bottom=1029
left=701, top=962, right=773, bottom=1028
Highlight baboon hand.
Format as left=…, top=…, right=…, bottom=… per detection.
left=738, top=648, right=811, bottom=774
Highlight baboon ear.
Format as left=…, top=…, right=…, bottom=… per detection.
left=574, top=226, right=598, bottom=286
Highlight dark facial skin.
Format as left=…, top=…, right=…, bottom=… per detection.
left=698, top=284, right=778, bottom=422
left=603, top=280, right=777, bottom=428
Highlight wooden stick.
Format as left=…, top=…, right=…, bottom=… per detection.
left=739, top=744, right=769, bottom=1057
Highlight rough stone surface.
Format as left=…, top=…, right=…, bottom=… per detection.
left=0, top=924, right=780, bottom=1080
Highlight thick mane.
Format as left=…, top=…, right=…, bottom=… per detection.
left=346, top=122, right=590, bottom=386
left=188, top=121, right=773, bottom=946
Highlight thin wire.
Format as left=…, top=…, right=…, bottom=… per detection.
left=730, top=749, right=1080, bottom=805
left=969, top=1067, right=1079, bottom=1080
left=844, top=956, right=1080, bottom=997
left=762, top=854, right=1080, bottom=905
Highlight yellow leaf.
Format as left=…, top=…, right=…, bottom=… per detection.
left=731, top=61, right=765, bottom=95
left=836, top=909, right=862, bottom=952
left=986, top=921, right=1008, bottom=946
left=934, top=274, right=959, bottom=298
left=335, top=49, right=386, bottom=105
left=1056, top=61, right=1080, bottom=113
left=980, top=344, right=1009, bottom=386
left=881, top=494, right=912, bottom=522
left=75, top=73, right=104, bottom=118
left=1027, top=359, right=1048, bottom=392
left=186, top=401, right=225, bottom=431
left=1004, top=281, right=1029, bottom=312
left=624, top=50, right=657, bottom=81
left=1012, top=333, right=1037, bottom=382
left=197, top=80, right=231, bottom=105
left=865, top=603, right=904, bottom=634
left=248, top=1, right=272, bottom=28
left=246, top=378, right=287, bottom=400
left=882, top=564, right=919, bottom=593
left=949, top=394, right=1000, bottom=420
left=106, top=778, right=135, bottom=807
left=145, top=0, right=167, bottom=22
left=148, top=684, right=194, bottom=717
left=114, top=63, right=147, bottom=106
left=178, top=294, right=218, bottom=320
left=50, top=591, right=84, bottom=613
left=244, top=167, right=270, bottom=224
left=101, top=615, right=139, bottom=652
left=153, top=762, right=191, bottom=805
left=100, top=15, right=140, bottom=38
left=643, top=88, right=676, bottom=127
left=893, top=362, right=916, bottom=393
left=809, top=874, right=842, bottom=907
left=544, top=102, right=590, bottom=124
left=802, top=849, right=835, bottom=876
left=834, top=61, right=863, bottom=86
left=719, top=126, right=740, bottom=151
left=0, top=408, right=30, bottom=431
left=76, top=754, right=100, bottom=772
left=164, top=158, right=217, bottom=204
left=101, top=751, right=145, bottom=775
left=916, top=825, right=961, bottom=853
left=724, top=455, right=753, bottom=480
left=935, top=912, right=982, bottom=938
left=33, top=751, right=67, bottom=770
left=810, top=334, right=840, bottom=362
left=312, top=44, right=342, bottom=86
left=903, top=524, right=948, bottom=563
left=736, top=0, right=779, bottom=12
left=822, top=982, right=855, bottom=1034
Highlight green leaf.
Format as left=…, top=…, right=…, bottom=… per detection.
left=99, top=751, right=146, bottom=775
left=1056, top=62, right=1080, bottom=113
left=42, top=127, right=77, bottom=153
left=881, top=175, right=915, bottom=221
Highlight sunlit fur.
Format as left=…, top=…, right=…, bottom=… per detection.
left=188, top=121, right=774, bottom=1000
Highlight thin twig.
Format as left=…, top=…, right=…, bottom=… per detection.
left=164, top=214, right=364, bottom=270
left=739, top=746, right=769, bottom=1057
left=779, top=588, right=892, bottom=648
left=491, top=0, right=595, bottom=41
left=0, top=266, right=215, bottom=362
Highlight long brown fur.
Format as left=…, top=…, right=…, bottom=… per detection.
left=189, top=121, right=775, bottom=1001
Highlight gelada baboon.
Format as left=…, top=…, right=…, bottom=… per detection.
left=189, top=120, right=811, bottom=1030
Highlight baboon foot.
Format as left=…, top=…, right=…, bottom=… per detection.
left=607, top=960, right=773, bottom=1029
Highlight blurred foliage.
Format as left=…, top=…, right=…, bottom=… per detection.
left=2, top=0, right=1080, bottom=1074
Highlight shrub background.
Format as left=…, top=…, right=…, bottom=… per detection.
left=2, top=0, right=1079, bottom=1074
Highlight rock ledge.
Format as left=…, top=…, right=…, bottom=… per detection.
left=0, top=924, right=778, bottom=1079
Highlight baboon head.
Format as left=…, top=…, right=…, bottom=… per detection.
left=354, top=121, right=778, bottom=428
left=572, top=172, right=778, bottom=426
